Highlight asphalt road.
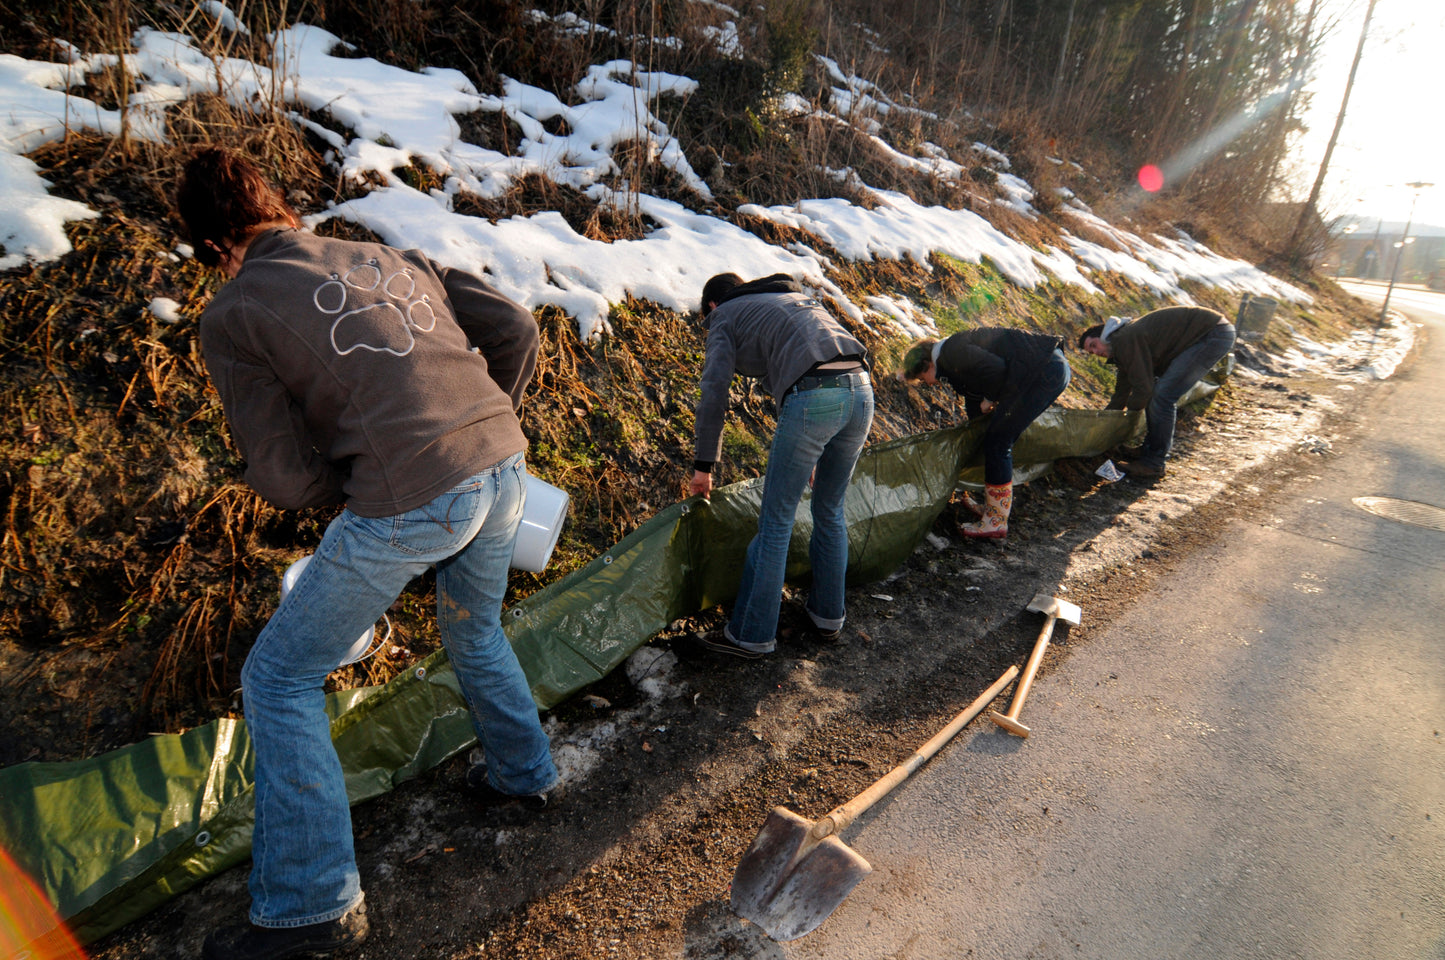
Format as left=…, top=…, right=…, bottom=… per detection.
left=782, top=287, right=1445, bottom=960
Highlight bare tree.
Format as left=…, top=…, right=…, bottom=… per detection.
left=1146, top=0, right=1205, bottom=155
left=1048, top=0, right=1078, bottom=117
left=1285, top=0, right=1376, bottom=264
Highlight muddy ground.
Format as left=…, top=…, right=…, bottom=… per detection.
left=72, top=333, right=1405, bottom=959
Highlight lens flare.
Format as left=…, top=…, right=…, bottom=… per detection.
left=1138, top=165, right=1164, bottom=192
left=0, top=847, right=86, bottom=958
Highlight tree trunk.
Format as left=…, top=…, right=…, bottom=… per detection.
left=1202, top=0, right=1263, bottom=132
left=1259, top=0, right=1319, bottom=225
left=1048, top=0, right=1078, bottom=117
left=1148, top=0, right=1204, bottom=155
left=1285, top=0, right=1376, bottom=264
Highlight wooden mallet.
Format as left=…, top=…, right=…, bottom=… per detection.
left=988, top=594, right=1081, bottom=737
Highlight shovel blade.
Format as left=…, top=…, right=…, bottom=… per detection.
left=1027, top=593, right=1081, bottom=627
left=730, top=806, right=873, bottom=941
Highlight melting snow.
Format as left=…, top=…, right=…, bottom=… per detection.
left=0, top=2, right=1317, bottom=340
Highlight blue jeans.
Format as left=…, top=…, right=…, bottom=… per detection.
left=728, top=373, right=875, bottom=648
left=1142, top=323, right=1237, bottom=464
left=240, top=452, right=556, bottom=927
left=981, top=349, right=1071, bottom=485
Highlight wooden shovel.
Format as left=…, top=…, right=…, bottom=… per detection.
left=729, top=665, right=1020, bottom=941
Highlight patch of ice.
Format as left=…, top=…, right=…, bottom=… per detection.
left=547, top=718, right=622, bottom=785
left=1277, top=315, right=1415, bottom=381
left=200, top=1, right=249, bottom=34
left=972, top=142, right=1011, bottom=169
left=864, top=294, right=937, bottom=340
left=775, top=92, right=812, bottom=116
left=148, top=297, right=183, bottom=324
left=702, top=21, right=743, bottom=58
left=625, top=646, right=684, bottom=701
left=994, top=173, right=1036, bottom=217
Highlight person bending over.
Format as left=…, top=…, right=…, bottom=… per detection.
left=689, top=273, right=875, bottom=658
left=901, top=328, right=1071, bottom=539
left=1077, top=306, right=1236, bottom=479
left=177, top=146, right=557, bottom=960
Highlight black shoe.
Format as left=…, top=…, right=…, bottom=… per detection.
left=464, top=763, right=549, bottom=811
left=807, top=618, right=842, bottom=642
left=202, top=902, right=368, bottom=960
left=1119, top=458, right=1165, bottom=479
left=695, top=627, right=773, bottom=659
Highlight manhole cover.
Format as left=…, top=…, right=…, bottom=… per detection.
left=1352, top=496, right=1445, bottom=532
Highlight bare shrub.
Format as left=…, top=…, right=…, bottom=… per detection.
left=0, top=0, right=1328, bottom=760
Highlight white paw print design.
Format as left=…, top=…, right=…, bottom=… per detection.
left=313, top=259, right=438, bottom=358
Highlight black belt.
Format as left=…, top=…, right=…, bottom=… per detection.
left=786, top=369, right=869, bottom=395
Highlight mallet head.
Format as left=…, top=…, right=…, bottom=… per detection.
left=987, top=708, right=1030, bottom=738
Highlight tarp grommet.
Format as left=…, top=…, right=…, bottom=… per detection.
left=511, top=609, right=523, bottom=619
left=603, top=556, right=613, bottom=565
left=415, top=667, right=427, bottom=680
left=194, top=831, right=211, bottom=847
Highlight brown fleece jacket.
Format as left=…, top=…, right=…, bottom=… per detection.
left=199, top=228, right=537, bottom=517
left=1105, top=306, right=1230, bottom=410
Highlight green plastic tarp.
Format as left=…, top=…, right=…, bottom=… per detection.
left=1, top=384, right=1221, bottom=949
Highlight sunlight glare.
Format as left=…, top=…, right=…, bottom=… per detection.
left=1, top=848, right=86, bottom=959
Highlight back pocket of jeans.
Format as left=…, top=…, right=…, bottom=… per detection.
left=388, top=489, right=484, bottom=555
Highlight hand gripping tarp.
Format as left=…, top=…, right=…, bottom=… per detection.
left=1, top=380, right=1229, bottom=949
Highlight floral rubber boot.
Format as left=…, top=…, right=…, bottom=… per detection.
left=959, top=481, right=1012, bottom=539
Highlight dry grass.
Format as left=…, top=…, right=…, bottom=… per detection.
left=0, top=0, right=1370, bottom=762
left=0, top=2, right=348, bottom=729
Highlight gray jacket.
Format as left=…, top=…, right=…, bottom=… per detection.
left=199, top=228, right=537, bottom=517
left=693, top=286, right=866, bottom=464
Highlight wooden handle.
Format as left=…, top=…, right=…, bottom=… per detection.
left=1003, top=614, right=1058, bottom=720
left=810, top=664, right=1020, bottom=840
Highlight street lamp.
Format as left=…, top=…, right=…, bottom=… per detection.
left=1336, top=223, right=1359, bottom=278
left=1379, top=182, right=1434, bottom=325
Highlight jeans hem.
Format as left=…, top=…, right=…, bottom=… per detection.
left=485, top=763, right=560, bottom=796
left=805, top=606, right=844, bottom=631
left=724, top=623, right=776, bottom=654
left=251, top=892, right=364, bottom=929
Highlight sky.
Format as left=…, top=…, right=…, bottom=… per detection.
left=1294, top=0, right=1445, bottom=229
left=0, top=3, right=1314, bottom=339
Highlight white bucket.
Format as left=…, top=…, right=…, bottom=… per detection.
left=511, top=474, right=569, bottom=572
left=280, top=555, right=390, bottom=666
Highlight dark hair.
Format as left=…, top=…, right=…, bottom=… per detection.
left=176, top=147, right=296, bottom=266
left=700, top=273, right=743, bottom=317
left=900, top=340, right=939, bottom=380
left=1077, top=324, right=1105, bottom=351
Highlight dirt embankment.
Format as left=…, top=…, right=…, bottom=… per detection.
left=82, top=326, right=1395, bottom=960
